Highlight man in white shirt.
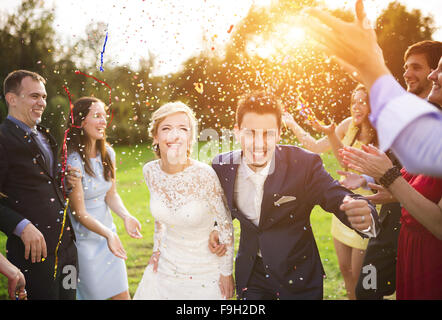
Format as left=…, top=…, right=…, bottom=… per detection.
left=211, top=90, right=379, bottom=299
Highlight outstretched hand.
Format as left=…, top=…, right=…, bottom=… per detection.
left=309, top=119, right=336, bottom=136
left=337, top=170, right=366, bottom=190
left=303, top=0, right=391, bottom=89
left=106, top=231, right=127, bottom=260
left=124, top=215, right=143, bottom=239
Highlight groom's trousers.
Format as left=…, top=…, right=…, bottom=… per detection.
left=240, top=256, right=322, bottom=300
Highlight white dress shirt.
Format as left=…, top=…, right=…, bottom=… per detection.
left=234, top=157, right=272, bottom=256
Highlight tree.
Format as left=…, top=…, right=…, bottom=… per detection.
left=375, top=1, right=435, bottom=87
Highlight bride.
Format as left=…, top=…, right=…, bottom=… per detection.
left=133, top=102, right=234, bottom=300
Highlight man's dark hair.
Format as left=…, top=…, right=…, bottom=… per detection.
left=404, top=40, right=442, bottom=69
left=3, top=70, right=46, bottom=106
left=236, top=90, right=284, bottom=129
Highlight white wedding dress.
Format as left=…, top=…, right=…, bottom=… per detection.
left=133, top=159, right=234, bottom=300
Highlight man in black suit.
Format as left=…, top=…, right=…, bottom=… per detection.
left=209, top=91, right=380, bottom=299
left=0, top=70, right=77, bottom=299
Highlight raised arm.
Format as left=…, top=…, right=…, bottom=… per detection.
left=282, top=111, right=330, bottom=153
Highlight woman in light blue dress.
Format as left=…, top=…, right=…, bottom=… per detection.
left=66, top=97, right=142, bottom=300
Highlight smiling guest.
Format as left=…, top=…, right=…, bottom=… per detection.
left=0, top=70, right=77, bottom=300
left=66, top=97, right=142, bottom=300
left=403, top=40, right=442, bottom=102
left=282, top=85, right=377, bottom=299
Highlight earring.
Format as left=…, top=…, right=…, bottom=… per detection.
left=152, top=144, right=159, bottom=152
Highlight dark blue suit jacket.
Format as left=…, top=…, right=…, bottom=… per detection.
left=212, top=145, right=379, bottom=299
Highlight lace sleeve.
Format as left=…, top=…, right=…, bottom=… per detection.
left=153, top=220, right=166, bottom=252
left=143, top=162, right=165, bottom=252
left=208, top=169, right=234, bottom=276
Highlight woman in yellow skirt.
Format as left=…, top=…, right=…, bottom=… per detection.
left=283, top=84, right=377, bottom=299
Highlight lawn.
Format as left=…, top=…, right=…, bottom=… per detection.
left=0, top=143, right=347, bottom=300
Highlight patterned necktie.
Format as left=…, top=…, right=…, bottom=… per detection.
left=30, top=129, right=53, bottom=174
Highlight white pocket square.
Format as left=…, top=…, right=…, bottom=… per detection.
left=274, top=195, right=297, bottom=206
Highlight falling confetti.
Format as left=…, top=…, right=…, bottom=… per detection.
left=194, top=82, right=204, bottom=94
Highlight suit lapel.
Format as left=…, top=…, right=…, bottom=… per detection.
left=259, top=146, right=288, bottom=228
left=221, top=150, right=241, bottom=211
left=5, top=119, right=51, bottom=176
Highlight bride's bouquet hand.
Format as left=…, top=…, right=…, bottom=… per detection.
left=148, top=251, right=160, bottom=273
left=105, top=231, right=127, bottom=260
left=219, top=274, right=235, bottom=300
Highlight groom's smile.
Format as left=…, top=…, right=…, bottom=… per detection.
left=235, top=112, right=281, bottom=172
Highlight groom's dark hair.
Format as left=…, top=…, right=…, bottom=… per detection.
left=236, top=90, right=284, bottom=128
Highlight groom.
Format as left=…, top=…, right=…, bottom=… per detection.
left=210, top=90, right=379, bottom=299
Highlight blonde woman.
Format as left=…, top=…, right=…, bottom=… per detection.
left=133, top=102, right=234, bottom=300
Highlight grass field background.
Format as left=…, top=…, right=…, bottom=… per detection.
left=0, top=143, right=348, bottom=300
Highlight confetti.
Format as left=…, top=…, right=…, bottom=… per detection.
left=193, top=82, right=204, bottom=94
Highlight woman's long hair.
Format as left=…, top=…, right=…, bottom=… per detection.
left=66, top=97, right=114, bottom=181
left=351, top=84, right=378, bottom=147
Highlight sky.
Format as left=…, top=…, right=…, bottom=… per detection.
left=1, top=0, right=441, bottom=75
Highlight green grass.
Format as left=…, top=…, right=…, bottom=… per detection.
left=0, top=144, right=347, bottom=300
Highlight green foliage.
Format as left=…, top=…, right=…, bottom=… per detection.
left=0, top=0, right=435, bottom=146
left=376, top=1, right=435, bottom=86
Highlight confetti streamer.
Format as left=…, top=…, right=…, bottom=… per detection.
left=53, top=199, right=69, bottom=279
left=295, top=88, right=318, bottom=123
left=99, top=31, right=109, bottom=72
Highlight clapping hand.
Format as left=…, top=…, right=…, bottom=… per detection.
left=303, top=0, right=391, bottom=89
left=337, top=170, right=366, bottom=190
left=364, top=183, right=397, bottom=205
left=340, top=144, right=394, bottom=180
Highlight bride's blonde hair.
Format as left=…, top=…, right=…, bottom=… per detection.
left=148, top=101, right=198, bottom=157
